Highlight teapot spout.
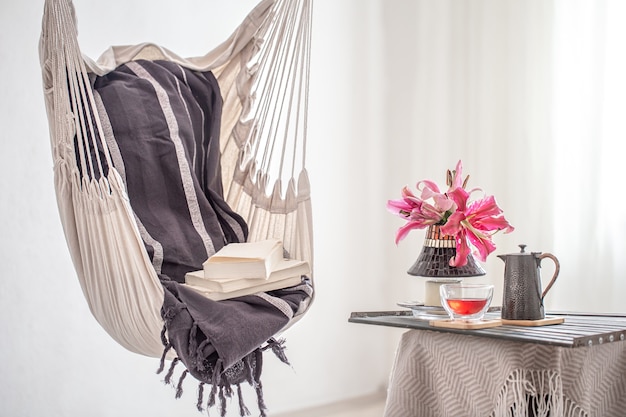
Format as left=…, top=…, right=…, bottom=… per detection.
left=497, top=254, right=506, bottom=262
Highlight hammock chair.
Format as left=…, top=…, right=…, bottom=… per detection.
left=39, top=0, right=314, bottom=414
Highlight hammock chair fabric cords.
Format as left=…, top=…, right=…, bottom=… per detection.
left=39, top=1, right=315, bottom=416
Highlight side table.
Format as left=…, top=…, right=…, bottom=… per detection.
left=349, top=312, right=626, bottom=417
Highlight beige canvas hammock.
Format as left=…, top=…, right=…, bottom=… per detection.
left=39, top=0, right=314, bottom=361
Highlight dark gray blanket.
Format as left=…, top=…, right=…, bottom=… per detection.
left=89, top=59, right=312, bottom=416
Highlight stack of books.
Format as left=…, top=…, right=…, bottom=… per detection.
left=184, top=238, right=310, bottom=301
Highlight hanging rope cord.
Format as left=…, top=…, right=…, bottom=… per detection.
left=43, top=0, right=110, bottom=184
left=222, top=0, right=315, bottom=271
left=246, top=0, right=312, bottom=196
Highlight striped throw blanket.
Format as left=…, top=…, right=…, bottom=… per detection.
left=90, top=59, right=313, bottom=416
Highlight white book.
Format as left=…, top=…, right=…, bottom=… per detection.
left=185, top=275, right=304, bottom=301
left=203, top=238, right=283, bottom=280
left=186, top=258, right=310, bottom=292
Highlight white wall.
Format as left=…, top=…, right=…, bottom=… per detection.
left=0, top=1, right=397, bottom=416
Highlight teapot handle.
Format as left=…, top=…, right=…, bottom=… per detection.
left=539, top=253, right=560, bottom=299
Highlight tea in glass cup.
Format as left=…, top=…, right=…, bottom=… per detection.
left=440, top=283, right=494, bottom=321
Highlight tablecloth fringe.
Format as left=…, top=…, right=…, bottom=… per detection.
left=491, top=368, right=588, bottom=417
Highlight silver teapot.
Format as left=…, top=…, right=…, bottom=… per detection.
left=498, top=244, right=560, bottom=321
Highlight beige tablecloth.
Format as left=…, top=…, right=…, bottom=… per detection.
left=384, top=330, right=626, bottom=417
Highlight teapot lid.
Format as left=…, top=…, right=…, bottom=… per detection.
left=515, top=244, right=541, bottom=255
left=498, top=244, right=543, bottom=260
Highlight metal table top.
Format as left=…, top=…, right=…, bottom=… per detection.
left=349, top=310, right=626, bottom=348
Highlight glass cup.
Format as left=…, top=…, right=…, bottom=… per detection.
left=440, top=283, right=494, bottom=321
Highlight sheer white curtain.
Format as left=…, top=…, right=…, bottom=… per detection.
left=380, top=0, right=624, bottom=314
left=551, top=0, right=626, bottom=312
left=381, top=0, right=556, bottom=308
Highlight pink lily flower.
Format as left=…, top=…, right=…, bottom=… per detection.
left=441, top=187, right=514, bottom=267
left=386, top=185, right=456, bottom=244
left=388, top=160, right=514, bottom=267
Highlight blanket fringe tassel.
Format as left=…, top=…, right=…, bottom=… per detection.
left=490, top=369, right=588, bottom=417
left=263, top=337, right=290, bottom=366
left=237, top=384, right=250, bottom=417
left=156, top=324, right=285, bottom=417
left=196, top=382, right=205, bottom=412
left=164, top=357, right=179, bottom=385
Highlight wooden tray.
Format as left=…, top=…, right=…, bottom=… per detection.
left=501, top=316, right=564, bottom=327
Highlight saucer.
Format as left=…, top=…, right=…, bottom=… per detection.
left=397, top=301, right=449, bottom=320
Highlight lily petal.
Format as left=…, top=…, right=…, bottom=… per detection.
left=440, top=211, right=465, bottom=236
left=466, top=195, right=514, bottom=233
left=417, top=180, right=441, bottom=195
left=449, top=231, right=471, bottom=267
left=387, top=198, right=412, bottom=212
left=401, top=186, right=417, bottom=199
left=433, top=193, right=456, bottom=212
left=465, top=230, right=496, bottom=262
left=449, top=160, right=464, bottom=190
left=395, top=222, right=426, bottom=244
left=473, top=216, right=515, bottom=233
left=447, top=187, right=470, bottom=212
